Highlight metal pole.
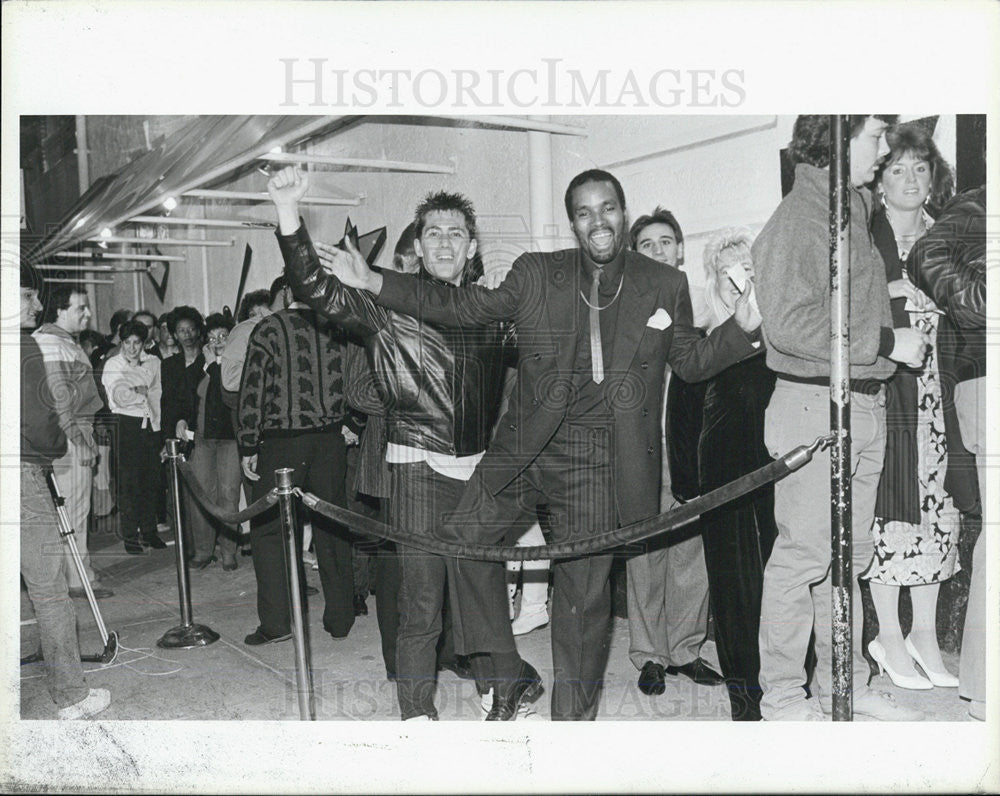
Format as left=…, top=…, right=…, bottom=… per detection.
left=157, top=438, right=220, bottom=649
left=274, top=468, right=315, bottom=721
left=829, top=115, right=853, bottom=721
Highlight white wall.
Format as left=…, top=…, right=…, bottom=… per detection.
left=85, top=114, right=807, bottom=317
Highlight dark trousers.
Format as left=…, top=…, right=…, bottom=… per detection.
left=250, top=429, right=354, bottom=638
left=443, top=422, right=617, bottom=720
left=391, top=461, right=494, bottom=719
left=698, top=358, right=777, bottom=721
left=113, top=415, right=161, bottom=541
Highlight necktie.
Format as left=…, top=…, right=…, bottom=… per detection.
left=590, top=268, right=604, bottom=384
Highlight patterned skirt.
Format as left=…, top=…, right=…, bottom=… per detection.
left=867, top=313, right=961, bottom=586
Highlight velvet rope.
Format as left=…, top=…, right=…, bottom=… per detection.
left=295, top=437, right=830, bottom=562
left=176, top=460, right=278, bottom=523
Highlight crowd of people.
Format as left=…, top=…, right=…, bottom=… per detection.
left=19, top=114, right=986, bottom=723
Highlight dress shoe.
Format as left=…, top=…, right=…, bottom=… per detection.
left=868, top=638, right=932, bottom=690
left=240, top=546, right=253, bottom=557
left=485, top=661, right=544, bottom=721
left=904, top=636, right=959, bottom=687
left=123, top=538, right=145, bottom=555
left=189, top=556, right=216, bottom=570
left=438, top=655, right=475, bottom=680
left=637, top=661, right=667, bottom=696
left=353, top=594, right=369, bottom=616
left=69, top=584, right=114, bottom=599
left=244, top=628, right=292, bottom=646
left=143, top=534, right=168, bottom=550
left=511, top=604, right=549, bottom=636
left=479, top=687, right=540, bottom=720
left=666, top=658, right=725, bottom=686
left=221, top=553, right=238, bottom=572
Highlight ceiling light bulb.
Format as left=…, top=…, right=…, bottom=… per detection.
left=100, top=227, right=113, bottom=238
left=162, top=196, right=178, bottom=211
left=269, top=145, right=283, bottom=154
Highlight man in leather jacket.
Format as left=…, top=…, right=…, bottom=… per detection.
left=907, top=185, right=987, bottom=721
left=268, top=168, right=513, bottom=721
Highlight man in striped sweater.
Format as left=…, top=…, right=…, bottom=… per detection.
left=236, top=297, right=361, bottom=645
left=32, top=284, right=113, bottom=600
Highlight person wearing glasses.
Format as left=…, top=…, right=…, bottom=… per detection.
left=180, top=312, right=241, bottom=571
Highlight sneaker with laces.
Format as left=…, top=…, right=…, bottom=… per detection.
left=851, top=690, right=924, bottom=721
left=58, top=688, right=111, bottom=720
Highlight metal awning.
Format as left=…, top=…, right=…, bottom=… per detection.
left=26, top=115, right=346, bottom=264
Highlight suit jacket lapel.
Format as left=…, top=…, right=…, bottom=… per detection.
left=544, top=249, right=582, bottom=372
left=607, top=254, right=658, bottom=403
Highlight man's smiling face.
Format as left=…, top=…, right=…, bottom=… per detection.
left=570, top=180, right=626, bottom=265
left=414, top=209, right=476, bottom=286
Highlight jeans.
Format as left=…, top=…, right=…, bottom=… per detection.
left=20, top=464, right=89, bottom=708
left=392, top=461, right=467, bottom=720
left=955, top=377, right=986, bottom=704
left=758, top=380, right=884, bottom=718
left=186, top=436, right=240, bottom=560
left=51, top=422, right=97, bottom=589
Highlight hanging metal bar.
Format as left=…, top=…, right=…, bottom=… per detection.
left=434, top=114, right=588, bottom=136
left=829, top=115, right=853, bottom=722
left=36, top=264, right=116, bottom=272
left=84, top=236, right=235, bottom=247
left=261, top=151, right=455, bottom=174
left=129, top=215, right=276, bottom=230
left=54, top=250, right=185, bottom=262
left=183, top=188, right=361, bottom=206
left=43, top=277, right=115, bottom=285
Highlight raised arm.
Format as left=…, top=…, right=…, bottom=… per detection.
left=267, top=167, right=389, bottom=337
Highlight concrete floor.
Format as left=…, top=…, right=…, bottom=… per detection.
left=20, top=522, right=973, bottom=724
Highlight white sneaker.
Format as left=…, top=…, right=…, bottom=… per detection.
left=851, top=690, right=924, bottom=721
left=762, top=699, right=826, bottom=721
left=58, top=688, right=111, bottom=720
left=511, top=605, right=549, bottom=636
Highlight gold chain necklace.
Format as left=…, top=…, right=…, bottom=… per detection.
left=580, top=273, right=625, bottom=311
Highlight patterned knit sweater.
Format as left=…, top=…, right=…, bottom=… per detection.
left=236, top=308, right=353, bottom=456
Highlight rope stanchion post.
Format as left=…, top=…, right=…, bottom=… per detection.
left=829, top=114, right=853, bottom=721
left=276, top=467, right=315, bottom=721
left=157, top=438, right=220, bottom=649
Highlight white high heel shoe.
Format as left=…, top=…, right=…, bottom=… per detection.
left=868, top=638, right=933, bottom=690
left=904, top=636, right=959, bottom=687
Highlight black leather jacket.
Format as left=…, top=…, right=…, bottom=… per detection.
left=278, top=223, right=513, bottom=457
left=908, top=186, right=986, bottom=380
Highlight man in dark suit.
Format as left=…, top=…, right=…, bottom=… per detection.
left=321, top=168, right=762, bottom=720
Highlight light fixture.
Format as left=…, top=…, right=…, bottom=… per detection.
left=269, top=145, right=283, bottom=154
left=162, top=196, right=178, bottom=212
left=99, top=227, right=113, bottom=249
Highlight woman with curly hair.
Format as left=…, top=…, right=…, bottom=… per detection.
left=862, top=122, right=962, bottom=690
left=697, top=227, right=778, bottom=721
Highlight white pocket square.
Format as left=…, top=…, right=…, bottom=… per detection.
left=646, top=308, right=672, bottom=330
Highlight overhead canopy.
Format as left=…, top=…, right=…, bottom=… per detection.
left=27, top=115, right=346, bottom=265
left=26, top=114, right=588, bottom=268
